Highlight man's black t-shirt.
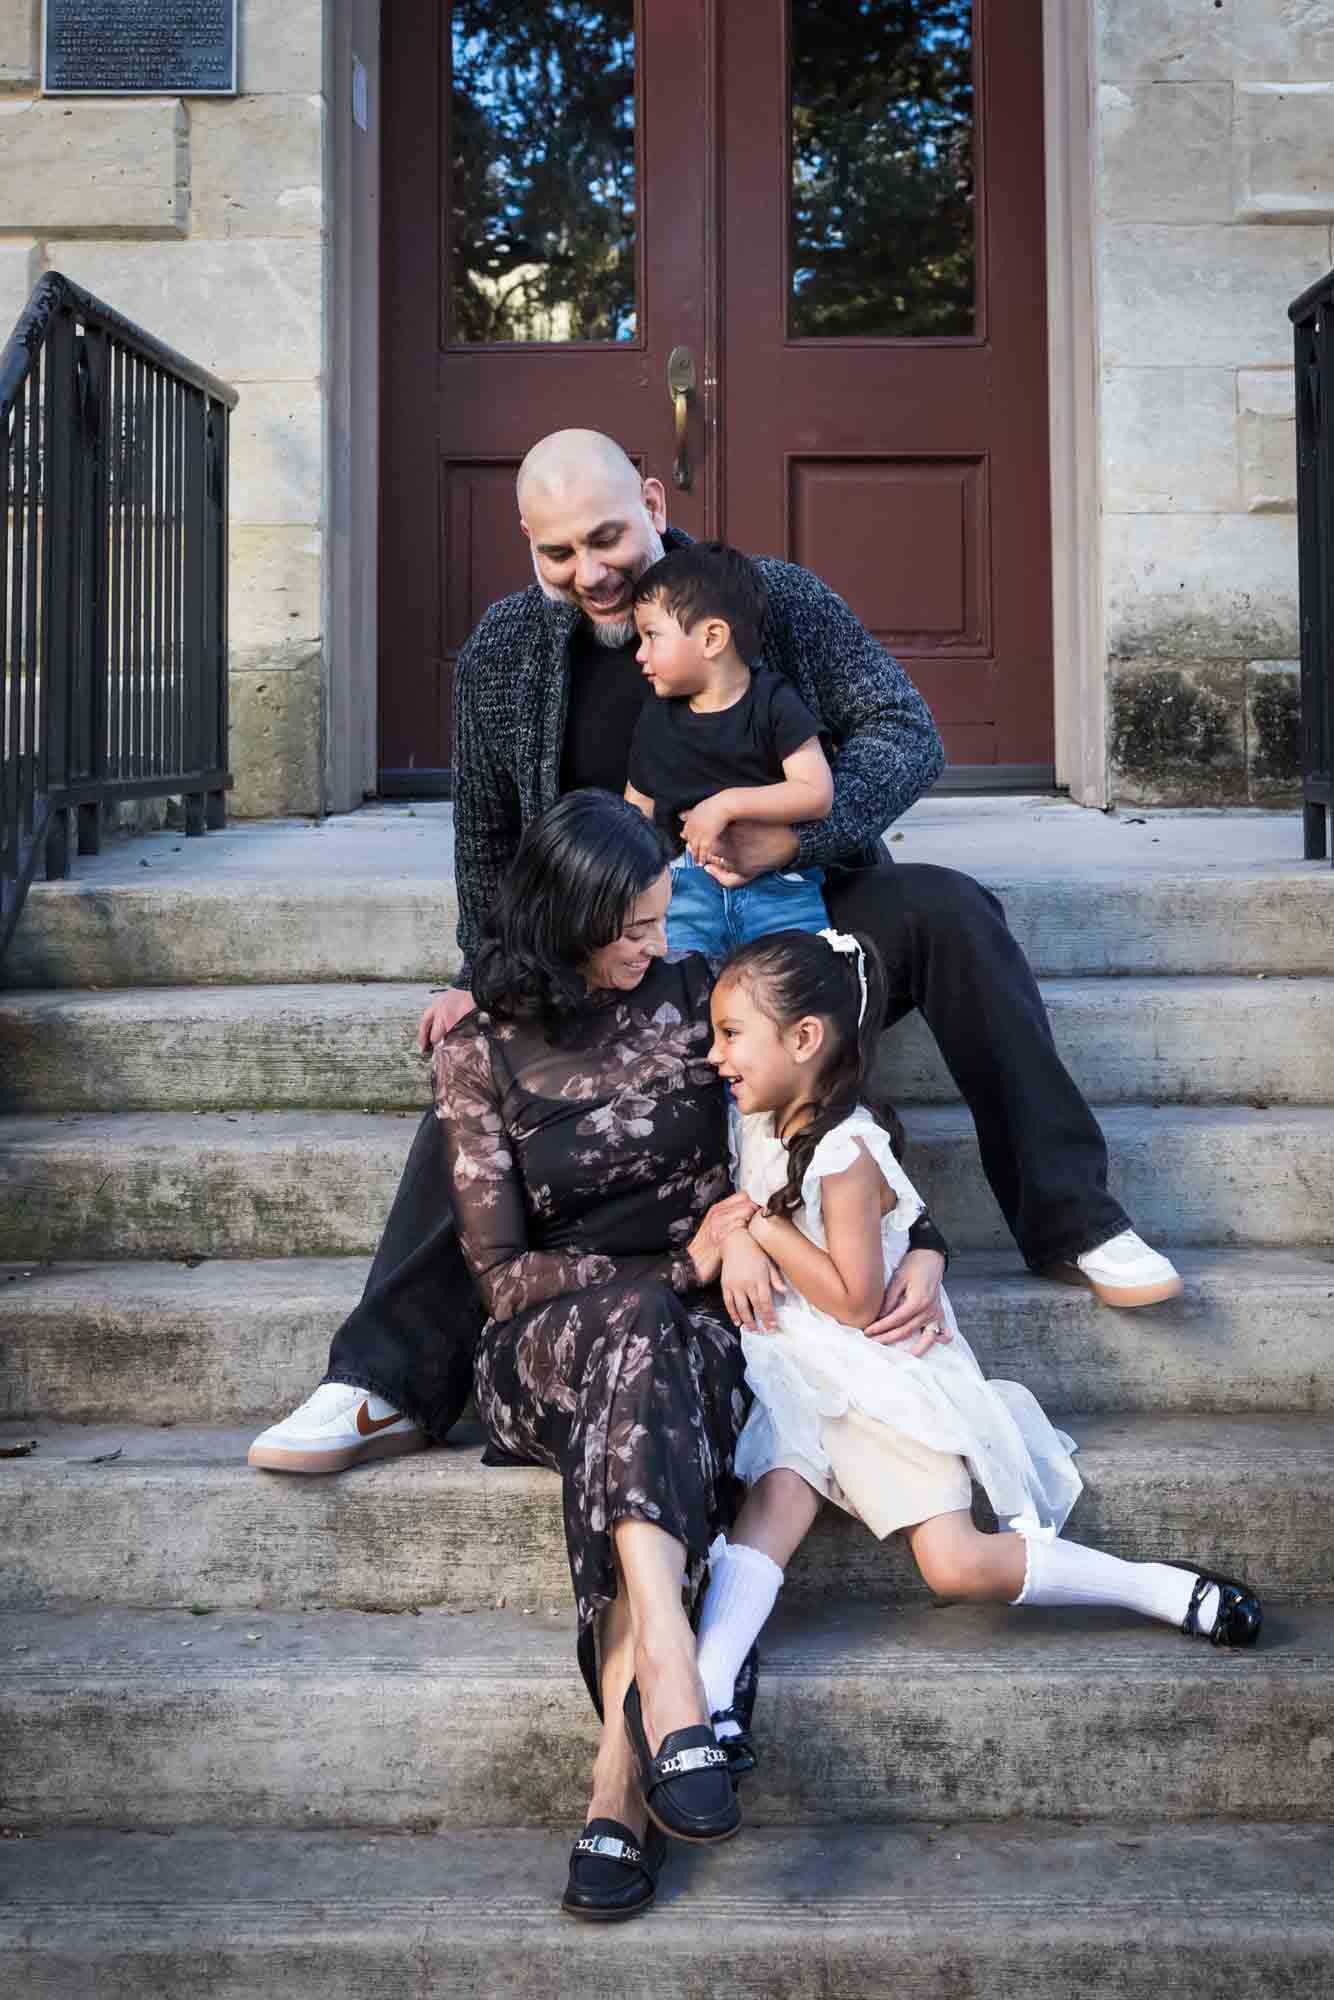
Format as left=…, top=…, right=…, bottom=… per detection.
left=628, top=669, right=822, bottom=852
left=560, top=626, right=647, bottom=795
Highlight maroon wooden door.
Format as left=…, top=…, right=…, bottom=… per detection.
left=722, top=0, right=1053, bottom=776
left=379, top=0, right=1053, bottom=786
left=379, top=0, right=715, bottom=785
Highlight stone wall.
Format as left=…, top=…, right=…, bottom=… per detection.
left=0, top=0, right=327, bottom=817
left=1096, top=0, right=1328, bottom=805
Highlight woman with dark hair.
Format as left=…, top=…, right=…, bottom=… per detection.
left=432, top=789, right=756, bottom=1921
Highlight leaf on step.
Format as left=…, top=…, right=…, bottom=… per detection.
left=189, top=1603, right=216, bottom=1616
left=82, top=1447, right=123, bottom=1465
left=181, top=1256, right=207, bottom=1269
left=0, top=1439, right=37, bottom=1459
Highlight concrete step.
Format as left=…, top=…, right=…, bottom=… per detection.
left=6, top=975, right=1334, bottom=1112
left=0, top=1257, right=369, bottom=1424
left=1, top=1416, right=1328, bottom=1613
left=8, top=822, right=1334, bottom=989
left=3, top=1106, right=1333, bottom=1260
left=2, top=1601, right=1330, bottom=1830
left=5, top=1823, right=1333, bottom=2000
left=3, top=1250, right=1333, bottom=1426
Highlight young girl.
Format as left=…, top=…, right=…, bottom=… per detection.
left=694, top=927, right=1262, bottom=1750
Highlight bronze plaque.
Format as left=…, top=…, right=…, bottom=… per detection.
left=43, top=0, right=237, bottom=95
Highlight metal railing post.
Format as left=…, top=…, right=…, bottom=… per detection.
left=0, top=273, right=238, bottom=959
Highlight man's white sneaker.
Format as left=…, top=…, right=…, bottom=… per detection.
left=247, top=1383, right=429, bottom=1474
left=1043, top=1230, right=1183, bottom=1309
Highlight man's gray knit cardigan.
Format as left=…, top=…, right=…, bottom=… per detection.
left=452, top=528, right=945, bottom=977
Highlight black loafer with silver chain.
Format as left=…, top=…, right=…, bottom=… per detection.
left=561, top=1816, right=667, bottom=1922
left=623, top=1679, right=741, bottom=1843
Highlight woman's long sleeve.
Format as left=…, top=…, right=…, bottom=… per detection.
left=433, top=1024, right=697, bottom=1322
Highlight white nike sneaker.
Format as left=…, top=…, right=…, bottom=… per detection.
left=1044, top=1229, right=1183, bottom=1309
left=247, top=1383, right=429, bottom=1474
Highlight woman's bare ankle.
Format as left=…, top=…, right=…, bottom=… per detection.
left=585, top=1772, right=646, bottom=1837
left=634, top=1625, right=708, bottom=1753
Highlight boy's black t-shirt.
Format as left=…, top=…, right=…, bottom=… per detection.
left=628, top=669, right=822, bottom=853
left=559, top=626, right=648, bottom=795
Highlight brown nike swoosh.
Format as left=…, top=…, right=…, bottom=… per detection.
left=355, top=1401, right=403, bottom=1438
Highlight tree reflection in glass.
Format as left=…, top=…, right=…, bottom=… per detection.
left=449, top=0, right=637, bottom=344
left=790, top=0, right=975, bottom=340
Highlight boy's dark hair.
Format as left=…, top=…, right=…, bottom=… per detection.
left=631, top=541, right=768, bottom=665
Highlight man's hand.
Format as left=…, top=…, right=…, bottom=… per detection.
left=721, top=1229, right=785, bottom=1332
left=865, top=1249, right=950, bottom=1356
left=679, top=793, right=734, bottom=868
left=687, top=1191, right=760, bottom=1284
left=417, top=987, right=478, bottom=1054
left=704, top=820, right=800, bottom=887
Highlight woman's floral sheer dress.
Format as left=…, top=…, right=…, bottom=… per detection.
left=433, top=954, right=747, bottom=1708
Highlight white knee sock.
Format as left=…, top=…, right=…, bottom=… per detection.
left=1013, top=1534, right=1220, bottom=1636
left=695, top=1536, right=784, bottom=1735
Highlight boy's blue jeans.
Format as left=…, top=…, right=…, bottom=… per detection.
left=666, top=851, right=828, bottom=959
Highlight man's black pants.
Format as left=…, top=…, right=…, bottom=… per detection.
left=326, top=862, right=1130, bottom=1438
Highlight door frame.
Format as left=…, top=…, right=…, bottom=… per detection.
left=327, top=0, right=1107, bottom=812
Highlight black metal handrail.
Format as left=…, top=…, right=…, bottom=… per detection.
left=1290, top=268, right=1334, bottom=864
left=1, top=272, right=238, bottom=958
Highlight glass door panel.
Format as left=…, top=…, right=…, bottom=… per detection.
left=789, top=0, right=975, bottom=339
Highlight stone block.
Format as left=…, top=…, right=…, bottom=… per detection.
left=228, top=642, right=323, bottom=817
left=0, top=99, right=186, bottom=235
left=1234, top=1, right=1334, bottom=81
left=1239, top=368, right=1297, bottom=513
left=51, top=241, right=322, bottom=381
left=0, top=237, right=39, bottom=335
left=230, top=526, right=323, bottom=646
left=229, top=382, right=323, bottom=525
left=1247, top=658, right=1302, bottom=803
left=1099, top=83, right=1232, bottom=223
left=1102, top=367, right=1238, bottom=511
left=1235, top=83, right=1334, bottom=223
left=0, top=0, right=35, bottom=83
left=1109, top=657, right=1246, bottom=806
left=1101, top=225, right=1331, bottom=368
left=239, top=0, right=325, bottom=94
left=189, top=95, right=324, bottom=238
left=1096, top=0, right=1233, bottom=82
left=1103, top=512, right=1299, bottom=659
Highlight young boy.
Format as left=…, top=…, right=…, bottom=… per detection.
left=625, top=542, right=835, bottom=959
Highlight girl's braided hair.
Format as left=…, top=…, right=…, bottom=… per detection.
left=717, top=927, right=904, bottom=1217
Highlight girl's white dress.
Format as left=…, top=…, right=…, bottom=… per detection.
left=731, top=1106, right=1083, bottom=1540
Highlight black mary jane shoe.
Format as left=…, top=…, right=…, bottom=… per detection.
left=623, top=1679, right=741, bottom=1844
left=1169, top=1562, right=1263, bottom=1647
left=561, top=1816, right=667, bottom=1923
left=710, top=1708, right=758, bottom=1788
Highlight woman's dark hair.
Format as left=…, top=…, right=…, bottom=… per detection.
left=470, top=790, right=671, bottom=1037
left=631, top=541, right=768, bottom=665
left=717, top=927, right=903, bottom=1217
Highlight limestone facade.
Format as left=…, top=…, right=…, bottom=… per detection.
left=1095, top=0, right=1328, bottom=805
left=0, top=0, right=329, bottom=818
left=0, top=1, right=1324, bottom=812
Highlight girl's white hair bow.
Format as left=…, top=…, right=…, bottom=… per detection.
left=818, top=926, right=868, bottom=1027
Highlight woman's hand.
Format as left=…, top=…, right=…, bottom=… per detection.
left=686, top=1191, right=760, bottom=1284
left=721, top=1230, right=785, bottom=1332
left=864, top=1248, right=950, bottom=1357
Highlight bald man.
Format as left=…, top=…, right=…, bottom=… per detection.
left=249, top=430, right=1180, bottom=1478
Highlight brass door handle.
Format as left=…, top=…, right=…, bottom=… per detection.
left=667, top=345, right=697, bottom=490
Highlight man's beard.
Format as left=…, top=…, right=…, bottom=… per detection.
left=531, top=524, right=666, bottom=647
left=588, top=612, right=639, bottom=648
